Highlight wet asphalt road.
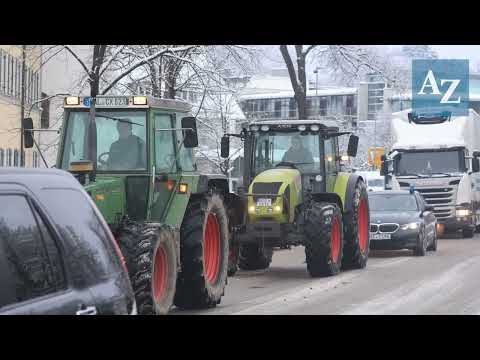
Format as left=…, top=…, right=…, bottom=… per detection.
left=172, top=233, right=480, bottom=315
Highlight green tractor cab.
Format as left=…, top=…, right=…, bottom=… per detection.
left=222, top=120, right=370, bottom=277
left=49, top=95, right=244, bottom=314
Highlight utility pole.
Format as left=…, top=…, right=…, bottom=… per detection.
left=20, top=45, right=26, bottom=167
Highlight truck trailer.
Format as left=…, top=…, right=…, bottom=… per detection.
left=382, top=109, right=480, bottom=237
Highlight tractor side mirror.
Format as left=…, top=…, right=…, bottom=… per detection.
left=23, top=118, right=34, bottom=149
left=221, top=136, right=230, bottom=158
left=181, top=117, right=198, bottom=148
left=347, top=135, right=359, bottom=157
left=473, top=157, right=480, bottom=173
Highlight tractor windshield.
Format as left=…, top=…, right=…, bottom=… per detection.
left=60, top=110, right=147, bottom=172
left=253, top=131, right=321, bottom=174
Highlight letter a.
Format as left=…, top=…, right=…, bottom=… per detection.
left=418, top=70, right=441, bottom=95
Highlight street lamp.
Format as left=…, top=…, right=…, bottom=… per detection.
left=313, top=67, right=320, bottom=96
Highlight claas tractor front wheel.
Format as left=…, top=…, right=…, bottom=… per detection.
left=303, top=202, right=344, bottom=277
left=174, top=191, right=229, bottom=309
left=342, top=179, right=370, bottom=269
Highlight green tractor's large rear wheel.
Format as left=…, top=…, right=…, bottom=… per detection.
left=174, top=191, right=229, bottom=309
left=342, top=179, right=370, bottom=270
left=304, top=202, right=344, bottom=277
left=117, top=222, right=177, bottom=315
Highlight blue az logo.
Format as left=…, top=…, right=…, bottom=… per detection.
left=412, top=60, right=469, bottom=116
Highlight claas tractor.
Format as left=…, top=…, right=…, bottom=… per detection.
left=26, top=95, right=244, bottom=315
left=222, top=120, right=370, bottom=277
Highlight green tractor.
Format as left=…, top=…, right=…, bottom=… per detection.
left=29, top=95, right=243, bottom=314
left=222, top=120, right=370, bottom=277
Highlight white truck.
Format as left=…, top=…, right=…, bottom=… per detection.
left=382, top=109, right=480, bottom=237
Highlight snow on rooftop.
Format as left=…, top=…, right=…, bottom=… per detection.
left=238, top=87, right=356, bottom=101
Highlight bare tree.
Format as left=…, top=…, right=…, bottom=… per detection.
left=279, top=45, right=402, bottom=120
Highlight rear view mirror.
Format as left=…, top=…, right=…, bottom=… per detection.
left=181, top=117, right=198, bottom=148
left=221, top=136, right=230, bottom=158
left=23, top=118, right=34, bottom=149
left=347, top=135, right=359, bottom=157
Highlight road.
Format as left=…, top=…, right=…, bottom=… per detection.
left=173, top=233, right=480, bottom=315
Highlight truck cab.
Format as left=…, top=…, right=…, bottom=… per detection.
left=383, top=109, right=480, bottom=237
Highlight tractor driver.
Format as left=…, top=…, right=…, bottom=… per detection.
left=107, top=120, right=146, bottom=170
left=282, top=135, right=314, bottom=165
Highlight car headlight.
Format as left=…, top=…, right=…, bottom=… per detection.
left=456, top=209, right=471, bottom=217
left=401, top=222, right=420, bottom=230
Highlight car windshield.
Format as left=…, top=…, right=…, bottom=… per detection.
left=396, top=150, right=464, bottom=176
left=369, top=194, right=418, bottom=211
left=61, top=110, right=147, bottom=171
left=254, top=131, right=321, bottom=174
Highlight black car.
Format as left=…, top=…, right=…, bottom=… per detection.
left=369, top=190, right=437, bottom=256
left=0, top=168, right=136, bottom=315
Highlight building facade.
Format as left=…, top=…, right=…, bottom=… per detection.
left=0, top=45, right=43, bottom=168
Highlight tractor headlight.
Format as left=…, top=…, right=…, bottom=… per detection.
left=260, top=125, right=270, bottom=132
left=298, top=125, right=307, bottom=131
left=310, top=124, right=320, bottom=132
left=401, top=222, right=420, bottom=230
left=250, top=125, right=259, bottom=132
left=65, top=96, right=80, bottom=105
left=248, top=205, right=256, bottom=214
left=456, top=209, right=471, bottom=217
left=274, top=205, right=282, bottom=213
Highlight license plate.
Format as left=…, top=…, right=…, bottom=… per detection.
left=96, top=97, right=129, bottom=106
left=370, top=233, right=391, bottom=240
left=256, top=198, right=272, bottom=207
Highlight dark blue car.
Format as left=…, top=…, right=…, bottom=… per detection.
left=369, top=190, right=438, bottom=256
left=0, top=168, right=136, bottom=315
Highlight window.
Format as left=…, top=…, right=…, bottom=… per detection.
left=0, top=195, right=66, bottom=309
left=0, top=50, right=2, bottom=92
left=324, top=137, right=336, bottom=174
left=61, top=110, right=147, bottom=171
left=6, top=149, right=12, bottom=167
left=1, top=51, right=6, bottom=93
left=32, top=151, right=38, bottom=168
left=154, top=114, right=176, bottom=172
left=13, top=149, right=19, bottom=167
left=254, top=132, right=320, bottom=174
left=174, top=116, right=195, bottom=171
left=39, top=188, right=121, bottom=286
left=320, top=97, right=328, bottom=116
left=41, top=93, right=50, bottom=128
left=5, top=54, right=10, bottom=95
left=10, top=55, right=14, bottom=97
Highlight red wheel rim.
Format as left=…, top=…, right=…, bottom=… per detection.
left=358, top=198, right=368, bottom=253
left=331, top=217, right=341, bottom=262
left=153, top=246, right=168, bottom=302
left=204, top=213, right=221, bottom=284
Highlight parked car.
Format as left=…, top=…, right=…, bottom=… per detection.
left=369, top=190, right=437, bottom=255
left=0, top=168, right=136, bottom=315
left=356, top=171, right=385, bottom=192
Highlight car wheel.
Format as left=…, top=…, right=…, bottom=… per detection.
left=414, top=228, right=427, bottom=256
left=427, top=227, right=437, bottom=252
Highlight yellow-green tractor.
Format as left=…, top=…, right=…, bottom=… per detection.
left=222, top=120, right=370, bottom=277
